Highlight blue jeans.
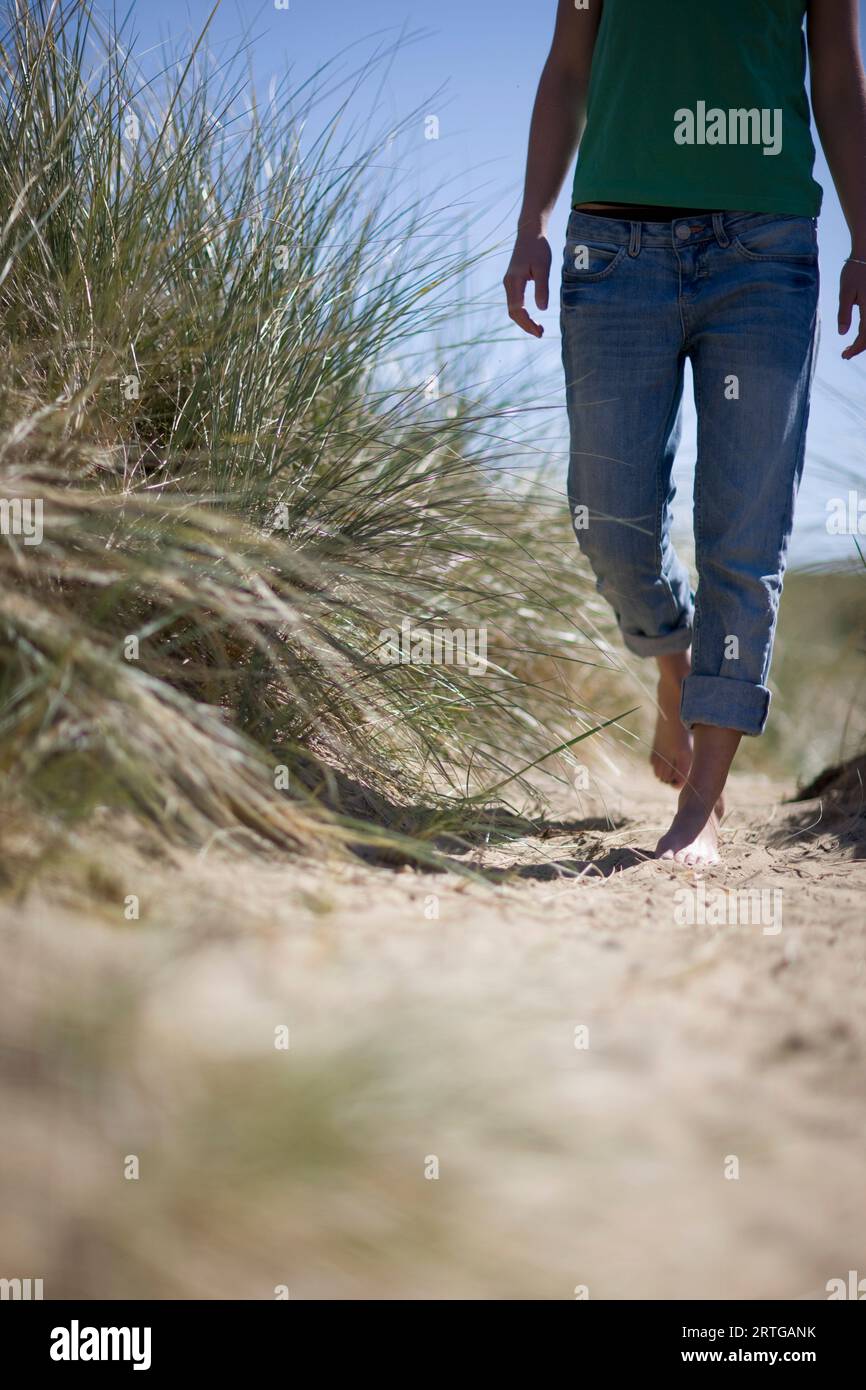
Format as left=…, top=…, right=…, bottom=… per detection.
left=560, top=209, right=820, bottom=736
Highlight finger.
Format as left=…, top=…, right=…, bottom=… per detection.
left=504, top=272, right=543, bottom=336
left=503, top=269, right=527, bottom=315
left=534, top=272, right=550, bottom=312
left=508, top=304, right=544, bottom=338
left=842, top=324, right=866, bottom=359
left=838, top=284, right=855, bottom=335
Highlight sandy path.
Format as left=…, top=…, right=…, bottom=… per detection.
left=1, top=765, right=865, bottom=1299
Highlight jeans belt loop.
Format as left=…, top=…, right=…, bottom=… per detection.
left=713, top=212, right=731, bottom=248
left=628, top=220, right=641, bottom=257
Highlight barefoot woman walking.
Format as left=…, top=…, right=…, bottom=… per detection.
left=505, top=0, right=866, bottom=864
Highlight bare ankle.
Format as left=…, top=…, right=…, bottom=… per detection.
left=656, top=651, right=691, bottom=688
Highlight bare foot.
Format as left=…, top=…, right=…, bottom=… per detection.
left=655, top=787, right=725, bottom=866
left=655, top=723, right=741, bottom=867
left=650, top=660, right=692, bottom=788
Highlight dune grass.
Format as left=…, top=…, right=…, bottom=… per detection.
left=0, top=0, right=637, bottom=863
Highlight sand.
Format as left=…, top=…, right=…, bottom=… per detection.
left=1, top=763, right=864, bottom=1300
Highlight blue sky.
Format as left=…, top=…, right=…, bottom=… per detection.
left=130, top=0, right=865, bottom=566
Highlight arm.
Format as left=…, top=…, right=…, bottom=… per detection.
left=503, top=0, right=602, bottom=337
left=807, top=0, right=866, bottom=358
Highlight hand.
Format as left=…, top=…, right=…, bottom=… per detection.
left=838, top=257, right=866, bottom=359
left=503, top=229, right=552, bottom=338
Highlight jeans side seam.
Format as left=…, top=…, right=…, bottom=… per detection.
left=781, top=303, right=819, bottom=541
left=758, top=298, right=819, bottom=683
left=655, top=362, right=690, bottom=629
left=691, top=351, right=704, bottom=666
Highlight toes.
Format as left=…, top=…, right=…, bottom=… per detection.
left=656, top=837, right=707, bottom=863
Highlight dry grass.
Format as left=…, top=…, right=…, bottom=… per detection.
left=0, top=0, right=637, bottom=865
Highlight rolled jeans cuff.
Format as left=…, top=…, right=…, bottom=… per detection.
left=680, top=673, right=771, bottom=737
left=621, top=623, right=693, bottom=659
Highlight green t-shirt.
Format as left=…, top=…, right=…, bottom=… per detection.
left=571, top=0, right=823, bottom=216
